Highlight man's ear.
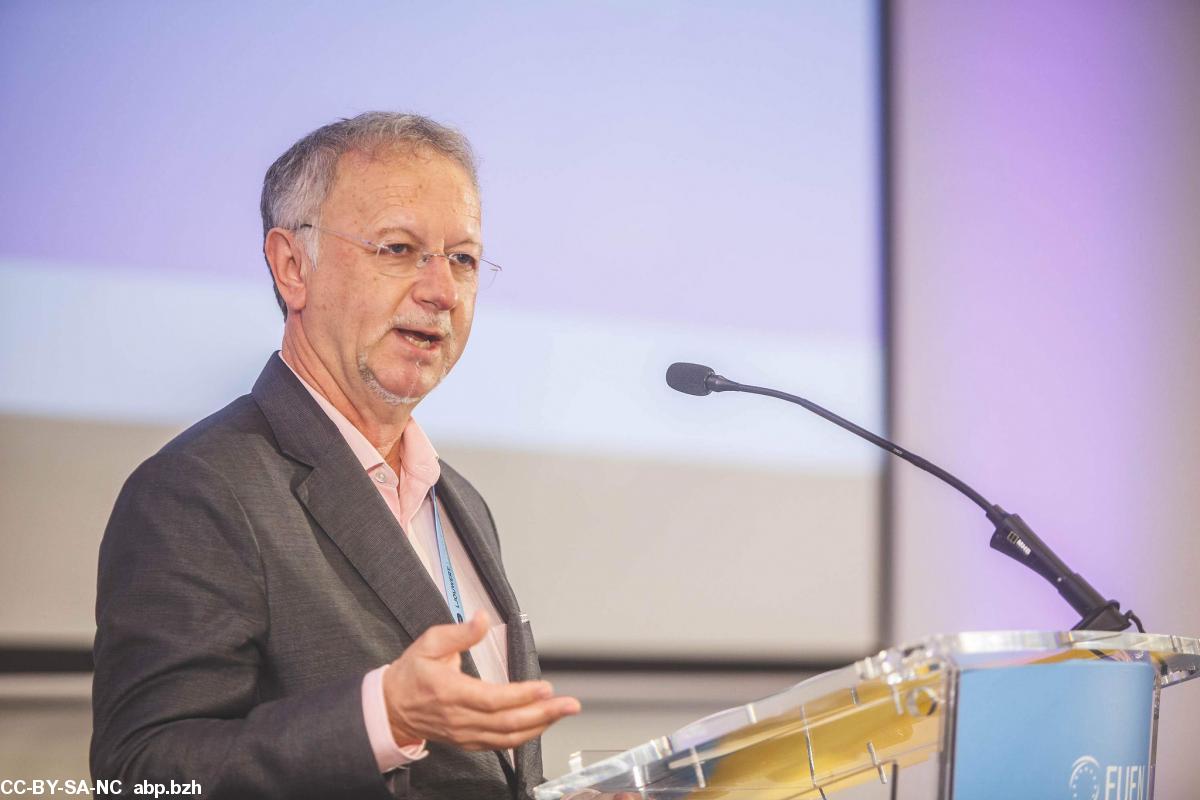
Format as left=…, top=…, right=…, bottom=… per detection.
left=264, top=228, right=308, bottom=314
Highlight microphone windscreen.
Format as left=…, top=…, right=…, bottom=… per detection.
left=666, top=362, right=715, bottom=396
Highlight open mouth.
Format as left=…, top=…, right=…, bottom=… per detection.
left=394, top=328, right=444, bottom=350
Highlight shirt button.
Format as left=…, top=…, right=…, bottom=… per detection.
left=374, top=472, right=387, bottom=483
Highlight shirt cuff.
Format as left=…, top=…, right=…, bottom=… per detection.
left=362, top=665, right=428, bottom=772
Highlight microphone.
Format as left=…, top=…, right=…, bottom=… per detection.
left=666, top=362, right=1141, bottom=634
left=665, top=362, right=737, bottom=396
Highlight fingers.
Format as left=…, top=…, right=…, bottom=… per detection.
left=433, top=672, right=579, bottom=719
left=461, top=694, right=581, bottom=734
left=453, top=674, right=556, bottom=712
left=452, top=696, right=582, bottom=750
left=413, top=610, right=491, bottom=659
left=409, top=676, right=579, bottom=750
left=384, top=611, right=582, bottom=751
left=459, top=722, right=554, bottom=751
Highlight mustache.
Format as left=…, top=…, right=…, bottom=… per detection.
left=388, top=313, right=452, bottom=339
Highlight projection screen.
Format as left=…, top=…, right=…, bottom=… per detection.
left=0, top=0, right=884, bottom=661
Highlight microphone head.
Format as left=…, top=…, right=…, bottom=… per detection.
left=666, top=362, right=716, bottom=396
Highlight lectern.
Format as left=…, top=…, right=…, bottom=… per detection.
left=535, top=631, right=1199, bottom=799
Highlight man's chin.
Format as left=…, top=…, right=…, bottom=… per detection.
left=359, top=363, right=443, bottom=407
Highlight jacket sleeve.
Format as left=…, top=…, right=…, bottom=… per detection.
left=90, top=451, right=393, bottom=799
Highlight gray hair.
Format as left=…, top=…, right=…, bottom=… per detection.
left=260, top=111, right=479, bottom=318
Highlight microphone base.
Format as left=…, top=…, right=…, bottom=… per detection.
left=1071, top=601, right=1136, bottom=633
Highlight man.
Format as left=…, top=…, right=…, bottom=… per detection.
left=91, top=112, right=579, bottom=799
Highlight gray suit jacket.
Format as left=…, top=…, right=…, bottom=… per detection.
left=91, top=353, right=543, bottom=799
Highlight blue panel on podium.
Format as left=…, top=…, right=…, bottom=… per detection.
left=952, top=660, right=1154, bottom=800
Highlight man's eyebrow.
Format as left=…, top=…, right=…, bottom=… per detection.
left=447, top=236, right=482, bottom=251
left=374, top=225, right=419, bottom=240
left=374, top=226, right=482, bottom=251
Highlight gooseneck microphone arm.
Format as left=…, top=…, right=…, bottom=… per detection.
left=665, top=362, right=1143, bottom=634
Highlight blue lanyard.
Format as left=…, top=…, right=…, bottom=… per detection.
left=429, top=485, right=466, bottom=624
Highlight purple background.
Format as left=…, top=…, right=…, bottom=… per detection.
left=0, top=0, right=880, bottom=340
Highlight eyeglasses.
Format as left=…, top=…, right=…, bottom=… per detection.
left=296, top=223, right=502, bottom=289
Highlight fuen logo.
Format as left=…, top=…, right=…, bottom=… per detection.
left=1069, top=755, right=1148, bottom=800
left=1070, top=757, right=1102, bottom=800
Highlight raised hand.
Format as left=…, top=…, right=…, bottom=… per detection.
left=383, top=611, right=581, bottom=751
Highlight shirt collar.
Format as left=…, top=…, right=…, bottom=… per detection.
left=282, top=357, right=441, bottom=492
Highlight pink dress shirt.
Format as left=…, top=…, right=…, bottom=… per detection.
left=285, top=363, right=508, bottom=773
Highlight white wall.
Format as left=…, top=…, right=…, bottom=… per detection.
left=892, top=0, right=1200, bottom=790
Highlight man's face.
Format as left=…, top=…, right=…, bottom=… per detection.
left=301, top=146, right=481, bottom=409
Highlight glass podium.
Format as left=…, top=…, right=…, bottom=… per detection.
left=535, top=631, right=1200, bottom=799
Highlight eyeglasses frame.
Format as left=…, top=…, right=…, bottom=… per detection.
left=294, top=223, right=502, bottom=282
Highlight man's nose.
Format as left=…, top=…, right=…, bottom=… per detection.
left=412, top=253, right=460, bottom=310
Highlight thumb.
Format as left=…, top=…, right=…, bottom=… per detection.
left=415, top=610, right=490, bottom=659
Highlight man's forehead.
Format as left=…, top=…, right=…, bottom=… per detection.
left=332, top=147, right=477, bottom=200
left=313, top=146, right=482, bottom=244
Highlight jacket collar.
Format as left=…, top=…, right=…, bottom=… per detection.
left=252, top=352, right=537, bottom=778
left=252, top=353, right=469, bottom=660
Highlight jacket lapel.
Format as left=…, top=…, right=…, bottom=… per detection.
left=253, top=353, right=535, bottom=782
left=251, top=354, right=462, bottom=655
left=435, top=472, right=547, bottom=789
left=434, top=474, right=519, bottom=626
left=298, top=462, right=455, bottom=640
